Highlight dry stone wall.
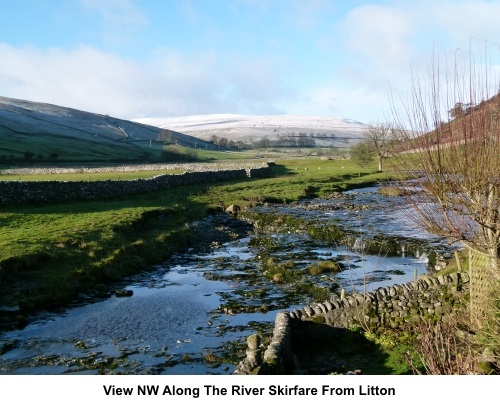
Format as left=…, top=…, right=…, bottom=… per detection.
left=292, top=272, right=469, bottom=329
left=0, top=165, right=273, bottom=206
left=235, top=272, right=469, bottom=374
left=0, top=161, right=270, bottom=176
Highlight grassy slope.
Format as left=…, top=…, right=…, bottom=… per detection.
left=0, top=133, right=163, bottom=164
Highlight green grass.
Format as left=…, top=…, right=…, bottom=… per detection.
left=218, top=158, right=395, bottom=204
left=435, top=250, right=470, bottom=275
left=0, top=186, right=207, bottom=312
left=191, top=148, right=256, bottom=160
left=0, top=133, right=160, bottom=164
left=363, top=329, right=420, bottom=374
left=0, top=132, right=274, bottom=168
left=0, top=157, right=393, bottom=315
left=0, top=169, right=186, bottom=181
left=0, top=156, right=432, bottom=373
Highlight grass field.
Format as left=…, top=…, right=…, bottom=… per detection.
left=0, top=168, right=186, bottom=181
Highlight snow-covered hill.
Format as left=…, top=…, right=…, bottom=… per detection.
left=0, top=96, right=214, bottom=149
left=0, top=95, right=368, bottom=157
left=134, top=114, right=368, bottom=147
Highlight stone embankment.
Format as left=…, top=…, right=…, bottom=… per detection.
left=235, top=272, right=469, bottom=375
left=0, top=163, right=273, bottom=206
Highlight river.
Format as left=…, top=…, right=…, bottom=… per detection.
left=0, top=185, right=450, bottom=375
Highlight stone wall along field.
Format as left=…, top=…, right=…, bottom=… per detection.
left=0, top=164, right=273, bottom=206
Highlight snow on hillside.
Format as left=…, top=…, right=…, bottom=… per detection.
left=134, top=114, right=368, bottom=147
left=0, top=96, right=215, bottom=149
left=0, top=95, right=368, bottom=150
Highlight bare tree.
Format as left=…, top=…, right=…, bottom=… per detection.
left=209, top=135, right=219, bottom=145
left=157, top=129, right=174, bottom=144
left=390, top=49, right=500, bottom=273
left=350, top=140, right=375, bottom=174
left=218, top=137, right=229, bottom=148
left=448, top=102, right=466, bottom=119
left=363, top=121, right=394, bottom=171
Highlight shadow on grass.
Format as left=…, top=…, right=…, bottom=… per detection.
left=0, top=185, right=216, bottom=320
left=290, top=319, right=395, bottom=375
left=269, top=164, right=296, bottom=177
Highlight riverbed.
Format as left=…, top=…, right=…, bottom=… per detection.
left=0, top=186, right=449, bottom=375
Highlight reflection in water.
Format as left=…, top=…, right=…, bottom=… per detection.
left=0, top=186, right=450, bottom=375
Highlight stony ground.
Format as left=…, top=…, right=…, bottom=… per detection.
left=187, top=212, right=254, bottom=251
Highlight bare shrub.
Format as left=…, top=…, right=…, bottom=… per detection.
left=389, top=47, right=500, bottom=338
left=475, top=290, right=500, bottom=370
left=390, top=50, right=500, bottom=267
left=405, top=314, right=477, bottom=375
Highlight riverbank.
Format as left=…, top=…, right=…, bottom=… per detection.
left=0, top=159, right=394, bottom=331
left=235, top=272, right=470, bottom=375
left=2, top=174, right=445, bottom=375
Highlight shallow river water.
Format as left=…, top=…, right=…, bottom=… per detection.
left=0, top=186, right=450, bottom=375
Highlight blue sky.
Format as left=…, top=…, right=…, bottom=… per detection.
left=1, top=0, right=500, bottom=122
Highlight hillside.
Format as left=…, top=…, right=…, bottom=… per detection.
left=134, top=114, right=368, bottom=148
left=0, top=96, right=216, bottom=165
left=399, top=94, right=500, bottom=153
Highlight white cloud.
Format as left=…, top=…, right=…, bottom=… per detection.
left=340, top=1, right=500, bottom=68
left=341, top=4, right=416, bottom=69
left=3, top=1, right=500, bottom=124
left=328, top=0, right=500, bottom=122
left=0, top=42, right=292, bottom=119
left=0, top=44, right=145, bottom=117
left=429, top=0, right=500, bottom=44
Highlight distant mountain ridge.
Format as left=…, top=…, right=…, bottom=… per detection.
left=134, top=114, right=368, bottom=147
left=0, top=95, right=370, bottom=167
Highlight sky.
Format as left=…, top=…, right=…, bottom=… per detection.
left=1, top=0, right=500, bottom=123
